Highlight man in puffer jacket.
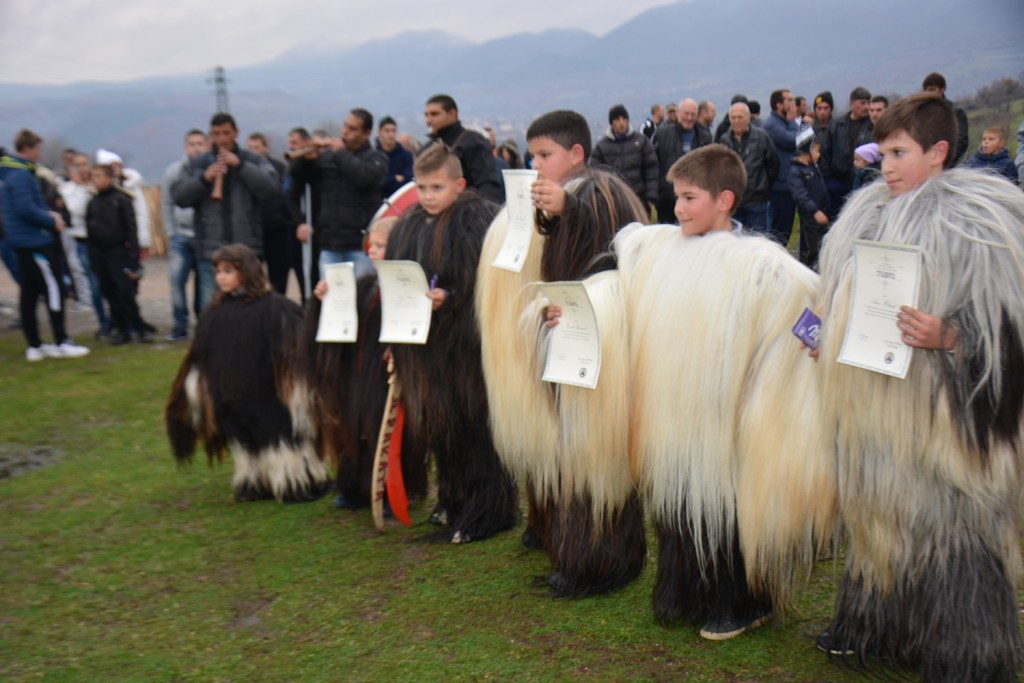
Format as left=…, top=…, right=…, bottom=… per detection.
left=590, top=104, right=659, bottom=212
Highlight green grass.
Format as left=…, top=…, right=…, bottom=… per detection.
left=0, top=334, right=932, bottom=681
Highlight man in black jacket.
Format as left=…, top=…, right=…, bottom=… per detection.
left=247, top=132, right=295, bottom=297
left=289, top=109, right=388, bottom=281
left=423, top=94, right=503, bottom=203
left=653, top=98, right=710, bottom=223
left=717, top=103, right=778, bottom=233
left=922, top=72, right=969, bottom=164
left=590, top=103, right=659, bottom=212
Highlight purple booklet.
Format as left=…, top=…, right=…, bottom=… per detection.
left=792, top=308, right=821, bottom=350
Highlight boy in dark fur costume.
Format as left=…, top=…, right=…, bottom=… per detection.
left=477, top=110, right=649, bottom=596
left=386, top=144, right=515, bottom=543
left=814, top=93, right=1024, bottom=681
left=165, top=243, right=330, bottom=503
left=295, top=217, right=428, bottom=512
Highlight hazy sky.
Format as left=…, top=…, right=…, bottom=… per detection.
left=0, top=0, right=674, bottom=85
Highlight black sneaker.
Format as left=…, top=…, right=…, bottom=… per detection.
left=137, top=331, right=154, bottom=343
left=815, top=630, right=855, bottom=656
left=699, top=609, right=772, bottom=641
left=109, top=333, right=132, bottom=346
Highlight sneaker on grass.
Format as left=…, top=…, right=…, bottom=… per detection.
left=42, top=340, right=91, bottom=359
left=25, top=346, right=45, bottom=362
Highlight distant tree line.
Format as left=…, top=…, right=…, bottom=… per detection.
left=958, top=72, right=1024, bottom=112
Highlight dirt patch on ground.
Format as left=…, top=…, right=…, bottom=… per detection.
left=0, top=445, right=62, bottom=479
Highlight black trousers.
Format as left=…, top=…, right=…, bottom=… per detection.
left=90, top=246, right=146, bottom=336
left=16, top=245, right=67, bottom=348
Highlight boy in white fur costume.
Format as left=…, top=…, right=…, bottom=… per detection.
left=814, top=93, right=1024, bottom=681
left=548, top=145, right=835, bottom=638
left=477, top=110, right=649, bottom=596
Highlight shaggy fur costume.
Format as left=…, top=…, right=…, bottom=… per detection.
left=477, top=169, right=649, bottom=596
left=609, top=224, right=835, bottom=625
left=816, top=170, right=1024, bottom=681
left=293, top=277, right=428, bottom=510
left=386, top=192, right=517, bottom=543
left=165, top=292, right=330, bottom=502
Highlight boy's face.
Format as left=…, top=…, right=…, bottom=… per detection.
left=415, top=168, right=465, bottom=216
left=91, top=168, right=112, bottom=191
left=378, top=124, right=397, bottom=148
left=673, top=179, right=732, bottom=237
left=980, top=132, right=1004, bottom=155
left=367, top=230, right=388, bottom=262
left=214, top=261, right=241, bottom=293
left=814, top=101, right=831, bottom=125
left=528, top=136, right=584, bottom=185
left=868, top=101, right=887, bottom=125
left=853, top=154, right=868, bottom=169
left=879, top=131, right=947, bottom=197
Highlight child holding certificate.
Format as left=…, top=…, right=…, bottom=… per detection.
left=299, top=216, right=428, bottom=514
left=165, top=244, right=330, bottom=503
left=477, top=110, right=650, bottom=598
left=386, top=143, right=513, bottom=544
left=813, top=93, right=1024, bottom=680
left=548, top=145, right=831, bottom=639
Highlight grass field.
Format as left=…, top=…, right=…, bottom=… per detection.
left=0, top=333, right=885, bottom=682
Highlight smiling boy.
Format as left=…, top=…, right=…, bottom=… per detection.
left=814, top=93, right=1024, bottom=680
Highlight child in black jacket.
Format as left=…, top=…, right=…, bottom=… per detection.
left=788, top=127, right=830, bottom=269
left=85, top=164, right=151, bottom=344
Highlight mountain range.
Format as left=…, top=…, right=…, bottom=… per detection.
left=2, top=0, right=1022, bottom=180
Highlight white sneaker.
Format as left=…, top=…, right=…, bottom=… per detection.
left=54, top=341, right=90, bottom=358
left=40, top=343, right=62, bottom=358
left=26, top=346, right=45, bottom=362
left=71, top=302, right=93, bottom=313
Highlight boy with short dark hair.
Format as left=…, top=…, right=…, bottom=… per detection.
left=86, top=164, right=152, bottom=345
left=478, top=109, right=650, bottom=597
left=814, top=92, right=1024, bottom=680
left=386, top=142, right=515, bottom=544
left=966, top=125, right=1018, bottom=184
left=552, top=143, right=831, bottom=639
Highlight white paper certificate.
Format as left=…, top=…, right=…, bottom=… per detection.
left=315, top=263, right=358, bottom=343
left=375, top=260, right=432, bottom=344
left=538, top=282, right=601, bottom=389
left=837, top=240, right=922, bottom=378
left=492, top=170, right=539, bottom=272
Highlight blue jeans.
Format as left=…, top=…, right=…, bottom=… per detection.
left=197, top=259, right=217, bottom=312
left=319, top=249, right=373, bottom=281
left=168, top=235, right=198, bottom=334
left=735, top=202, right=769, bottom=234
left=75, top=240, right=109, bottom=333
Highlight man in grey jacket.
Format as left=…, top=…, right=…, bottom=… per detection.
left=163, top=129, right=208, bottom=340
left=172, top=113, right=278, bottom=309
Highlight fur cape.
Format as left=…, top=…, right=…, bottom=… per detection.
left=292, top=277, right=428, bottom=510
left=816, top=170, right=1024, bottom=679
left=610, top=224, right=835, bottom=619
left=165, top=291, right=329, bottom=503
left=477, top=168, right=648, bottom=595
left=386, top=192, right=517, bottom=543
